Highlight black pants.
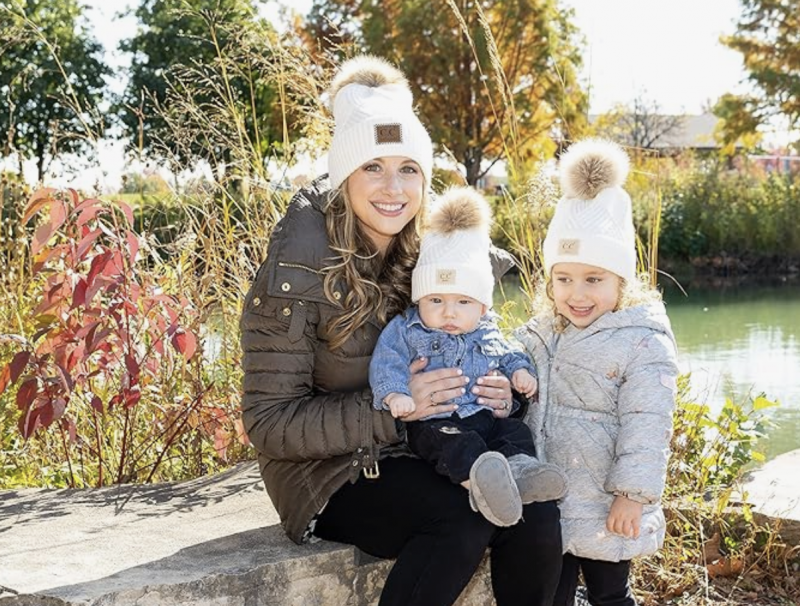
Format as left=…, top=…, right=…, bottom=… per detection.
left=405, top=409, right=537, bottom=484
left=313, top=456, right=562, bottom=606
left=554, top=553, right=635, bottom=606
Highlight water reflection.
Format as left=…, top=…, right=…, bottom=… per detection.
left=497, top=275, right=800, bottom=459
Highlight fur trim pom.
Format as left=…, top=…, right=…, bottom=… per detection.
left=429, top=187, right=492, bottom=235
left=329, top=55, right=409, bottom=104
left=559, top=138, right=630, bottom=200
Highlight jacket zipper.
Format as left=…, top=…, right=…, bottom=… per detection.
left=278, top=261, right=322, bottom=274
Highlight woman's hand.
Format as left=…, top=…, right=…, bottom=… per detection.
left=474, top=370, right=514, bottom=418
left=405, top=357, right=467, bottom=421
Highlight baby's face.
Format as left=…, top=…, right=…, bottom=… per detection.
left=417, top=293, right=486, bottom=335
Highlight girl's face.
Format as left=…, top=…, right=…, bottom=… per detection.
left=551, top=262, right=621, bottom=328
left=345, top=156, right=425, bottom=253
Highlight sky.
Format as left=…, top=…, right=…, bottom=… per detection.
left=25, top=0, right=749, bottom=190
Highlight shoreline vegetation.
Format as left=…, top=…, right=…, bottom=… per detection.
left=1, top=0, right=799, bottom=603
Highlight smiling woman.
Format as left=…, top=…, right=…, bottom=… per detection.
left=344, top=156, right=424, bottom=253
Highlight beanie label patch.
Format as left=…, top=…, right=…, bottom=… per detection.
left=558, top=238, right=581, bottom=255
left=375, top=123, right=402, bottom=144
left=436, top=269, right=456, bottom=284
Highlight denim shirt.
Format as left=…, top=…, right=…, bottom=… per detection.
left=370, top=307, right=536, bottom=420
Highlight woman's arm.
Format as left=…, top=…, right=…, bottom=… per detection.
left=240, top=291, right=400, bottom=463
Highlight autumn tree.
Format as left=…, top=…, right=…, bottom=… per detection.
left=716, top=0, right=800, bottom=150
left=304, top=0, right=587, bottom=186
left=119, top=0, right=312, bottom=178
left=0, top=0, right=108, bottom=183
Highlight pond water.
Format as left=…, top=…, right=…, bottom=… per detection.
left=497, top=275, right=800, bottom=460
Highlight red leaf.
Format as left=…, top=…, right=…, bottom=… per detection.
left=75, top=228, right=102, bottom=261
left=124, top=387, right=141, bottom=409
left=0, top=354, right=28, bottom=401
left=171, top=329, right=198, bottom=361
left=76, top=204, right=103, bottom=227
left=125, top=354, right=140, bottom=378
left=39, top=401, right=55, bottom=427
left=16, top=378, right=38, bottom=410
left=50, top=199, right=68, bottom=234
left=235, top=418, right=251, bottom=446
left=19, top=405, right=41, bottom=438
left=0, top=365, right=10, bottom=396
left=90, top=395, right=103, bottom=413
left=86, top=250, right=112, bottom=291
left=22, top=188, right=57, bottom=225
left=72, top=278, right=88, bottom=309
left=126, top=231, right=140, bottom=265
left=31, top=222, right=55, bottom=256
left=9, top=351, right=31, bottom=385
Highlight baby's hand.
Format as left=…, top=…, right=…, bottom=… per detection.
left=606, top=495, right=643, bottom=539
left=384, top=393, right=416, bottom=419
left=512, top=369, right=538, bottom=398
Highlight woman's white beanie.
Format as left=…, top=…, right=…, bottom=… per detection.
left=543, top=138, right=637, bottom=282
left=327, top=56, right=433, bottom=189
left=412, top=187, right=495, bottom=307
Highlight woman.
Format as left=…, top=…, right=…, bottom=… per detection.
left=240, top=55, right=562, bottom=606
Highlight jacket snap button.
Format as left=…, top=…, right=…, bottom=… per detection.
left=282, top=307, right=291, bottom=316
left=333, top=291, right=342, bottom=300
left=281, top=282, right=291, bottom=292
left=252, top=297, right=261, bottom=306
left=352, top=461, right=358, bottom=467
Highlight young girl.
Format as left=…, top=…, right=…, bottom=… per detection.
left=516, top=139, right=679, bottom=606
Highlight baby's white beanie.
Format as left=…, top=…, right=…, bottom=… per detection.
left=327, top=56, right=433, bottom=189
left=543, top=138, right=637, bottom=282
left=412, top=187, right=494, bottom=307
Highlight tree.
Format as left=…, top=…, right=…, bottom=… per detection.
left=717, top=0, right=800, bottom=149
left=0, top=0, right=108, bottom=183
left=592, top=95, right=686, bottom=151
left=119, top=0, right=309, bottom=177
left=304, top=0, right=587, bottom=186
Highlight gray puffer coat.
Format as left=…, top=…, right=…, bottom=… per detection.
left=515, top=302, right=678, bottom=562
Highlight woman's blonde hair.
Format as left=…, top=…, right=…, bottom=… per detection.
left=532, top=270, right=662, bottom=333
left=322, top=183, right=429, bottom=349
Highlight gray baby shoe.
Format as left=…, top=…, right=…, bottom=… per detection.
left=468, top=452, right=522, bottom=526
left=507, top=454, right=568, bottom=503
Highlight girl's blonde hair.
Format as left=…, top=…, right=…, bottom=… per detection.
left=322, top=183, right=429, bottom=350
left=533, top=270, right=662, bottom=333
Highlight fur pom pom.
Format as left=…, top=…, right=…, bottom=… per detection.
left=559, top=138, right=630, bottom=200
left=429, top=187, right=492, bottom=235
left=329, top=55, right=409, bottom=105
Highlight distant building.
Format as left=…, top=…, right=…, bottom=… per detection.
left=589, top=112, right=740, bottom=155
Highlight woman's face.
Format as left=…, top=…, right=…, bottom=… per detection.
left=345, top=156, right=425, bottom=253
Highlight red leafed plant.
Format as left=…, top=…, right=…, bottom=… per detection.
left=0, top=188, right=243, bottom=487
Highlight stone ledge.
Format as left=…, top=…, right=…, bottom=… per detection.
left=0, top=462, right=493, bottom=606
left=3, top=450, right=798, bottom=606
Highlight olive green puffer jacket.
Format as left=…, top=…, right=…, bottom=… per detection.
left=240, top=179, right=401, bottom=544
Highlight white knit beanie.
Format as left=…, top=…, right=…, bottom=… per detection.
left=327, top=56, right=433, bottom=190
left=412, top=187, right=495, bottom=307
left=543, top=139, right=637, bottom=282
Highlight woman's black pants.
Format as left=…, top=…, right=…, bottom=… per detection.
left=314, top=455, right=563, bottom=606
